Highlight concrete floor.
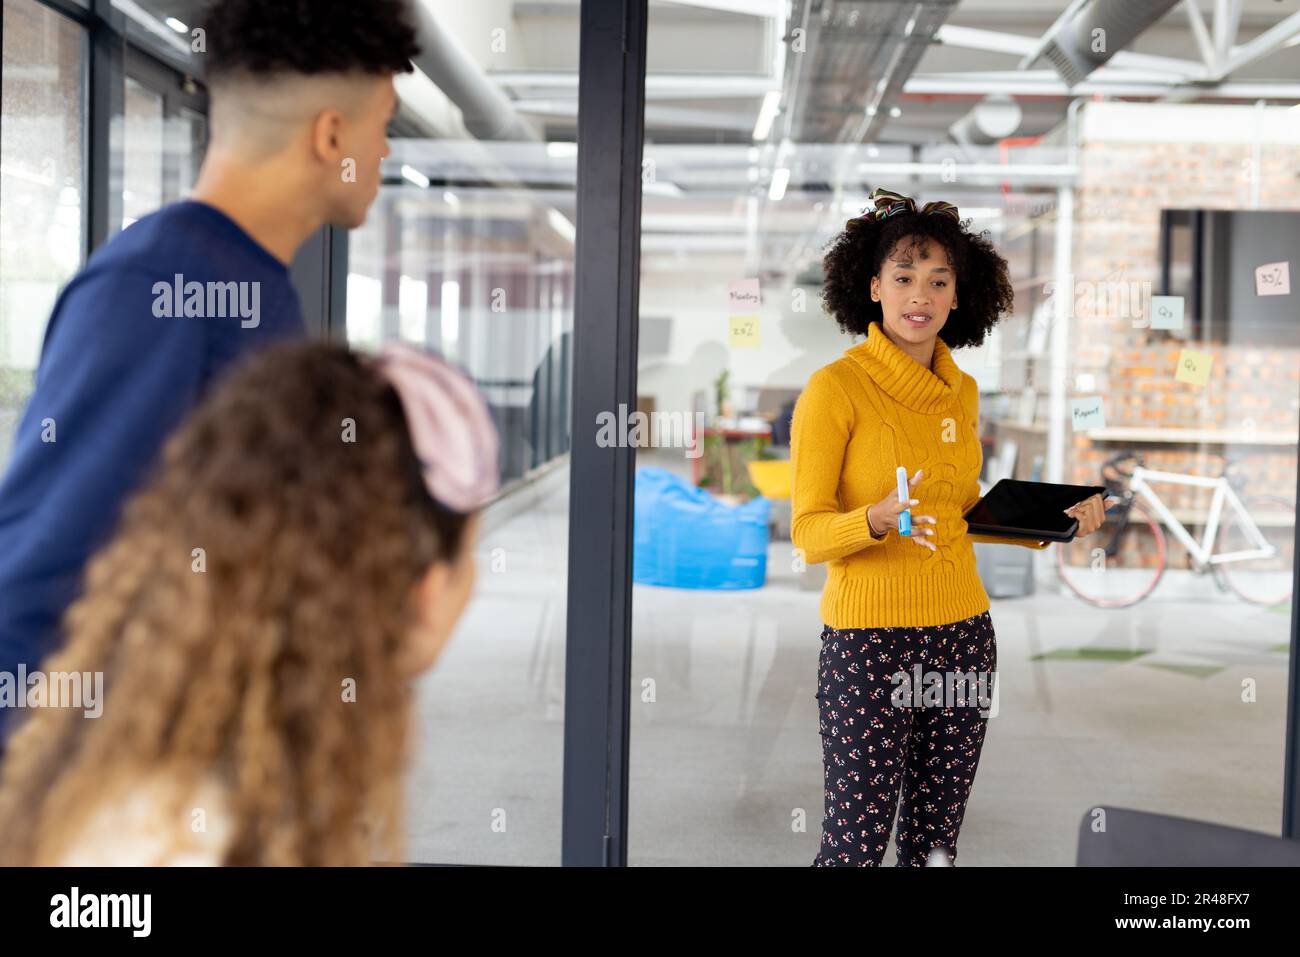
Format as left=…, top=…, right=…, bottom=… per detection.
left=403, top=458, right=1292, bottom=866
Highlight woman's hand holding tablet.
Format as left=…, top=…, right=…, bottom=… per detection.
left=963, top=479, right=1120, bottom=543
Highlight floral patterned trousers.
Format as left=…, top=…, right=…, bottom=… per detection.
left=813, top=611, right=996, bottom=867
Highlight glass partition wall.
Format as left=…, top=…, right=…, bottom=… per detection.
left=344, top=2, right=581, bottom=862
left=626, top=0, right=1297, bottom=865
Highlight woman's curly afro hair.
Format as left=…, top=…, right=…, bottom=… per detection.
left=821, top=204, right=1014, bottom=351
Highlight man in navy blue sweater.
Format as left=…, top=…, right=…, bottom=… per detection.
left=0, top=0, right=420, bottom=741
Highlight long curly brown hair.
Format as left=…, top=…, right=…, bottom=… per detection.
left=0, top=341, right=469, bottom=865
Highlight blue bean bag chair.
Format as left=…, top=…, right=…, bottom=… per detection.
left=633, top=467, right=770, bottom=590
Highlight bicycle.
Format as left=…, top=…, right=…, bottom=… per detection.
left=1054, top=451, right=1295, bottom=609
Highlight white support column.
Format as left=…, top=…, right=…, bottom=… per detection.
left=1048, top=184, right=1074, bottom=488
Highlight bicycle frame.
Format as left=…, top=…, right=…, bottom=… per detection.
left=1128, top=466, right=1275, bottom=567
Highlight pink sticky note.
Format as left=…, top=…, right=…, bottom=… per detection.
left=728, top=278, right=761, bottom=311
left=1255, top=261, right=1290, bottom=296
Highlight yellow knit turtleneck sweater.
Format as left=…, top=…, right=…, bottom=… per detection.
left=791, top=320, right=1047, bottom=629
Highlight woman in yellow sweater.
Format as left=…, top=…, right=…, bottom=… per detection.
left=793, top=187, right=1115, bottom=867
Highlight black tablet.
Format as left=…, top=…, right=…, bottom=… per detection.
left=963, top=478, right=1108, bottom=543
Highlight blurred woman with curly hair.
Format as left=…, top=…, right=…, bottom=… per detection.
left=794, top=187, right=1110, bottom=867
left=0, top=340, right=498, bottom=866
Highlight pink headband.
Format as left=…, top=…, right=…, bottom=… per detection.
left=374, top=342, right=500, bottom=513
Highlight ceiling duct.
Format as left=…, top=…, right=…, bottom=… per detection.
left=783, top=0, right=959, bottom=145
left=1039, top=0, right=1182, bottom=87
left=407, top=0, right=538, bottom=143
left=948, top=94, right=1023, bottom=146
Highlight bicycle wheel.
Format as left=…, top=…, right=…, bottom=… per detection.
left=1055, top=497, right=1166, bottom=608
left=1214, top=495, right=1294, bottom=608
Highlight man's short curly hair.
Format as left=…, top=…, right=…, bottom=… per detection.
left=203, top=0, right=421, bottom=84
left=821, top=206, right=1014, bottom=351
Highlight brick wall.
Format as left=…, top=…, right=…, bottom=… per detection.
left=1056, top=128, right=1300, bottom=572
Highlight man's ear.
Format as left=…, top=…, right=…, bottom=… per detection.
left=309, top=108, right=346, bottom=166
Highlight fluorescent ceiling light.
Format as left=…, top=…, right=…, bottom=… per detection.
left=110, top=0, right=192, bottom=56
left=768, top=167, right=790, bottom=201
left=400, top=164, right=430, bottom=189
left=547, top=208, right=576, bottom=242
left=753, top=90, right=781, bottom=141
left=546, top=142, right=578, bottom=158
left=643, top=181, right=684, bottom=197
left=164, top=17, right=188, bottom=33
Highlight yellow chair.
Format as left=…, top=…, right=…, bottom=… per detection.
left=747, top=459, right=791, bottom=500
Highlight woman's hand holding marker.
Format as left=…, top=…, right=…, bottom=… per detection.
left=866, top=468, right=937, bottom=550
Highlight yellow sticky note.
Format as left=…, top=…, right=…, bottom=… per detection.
left=1175, top=348, right=1212, bottom=387
left=729, top=315, right=761, bottom=348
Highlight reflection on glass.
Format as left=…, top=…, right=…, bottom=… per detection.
left=630, top=3, right=1295, bottom=866
left=115, top=81, right=205, bottom=232
left=120, top=77, right=165, bottom=230
left=344, top=0, right=578, bottom=864
left=350, top=177, right=574, bottom=487
left=173, top=108, right=207, bottom=199
left=0, top=0, right=85, bottom=470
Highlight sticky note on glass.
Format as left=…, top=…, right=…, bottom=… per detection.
left=729, top=315, right=761, bottom=348
left=1149, top=295, right=1184, bottom=330
left=1175, top=348, right=1212, bottom=387
left=1070, top=396, right=1106, bottom=431
left=728, top=278, right=761, bottom=311
left=1255, top=261, right=1290, bottom=296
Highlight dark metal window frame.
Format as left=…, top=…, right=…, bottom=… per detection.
left=561, top=0, right=646, bottom=867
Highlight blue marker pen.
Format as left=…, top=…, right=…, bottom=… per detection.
left=896, top=466, right=912, bottom=536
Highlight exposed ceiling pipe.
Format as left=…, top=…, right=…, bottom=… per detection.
left=407, top=0, right=539, bottom=143
left=948, top=94, right=1024, bottom=147
left=1039, top=0, right=1183, bottom=87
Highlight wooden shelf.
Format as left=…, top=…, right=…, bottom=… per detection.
left=990, top=418, right=1048, bottom=435
left=988, top=422, right=1296, bottom=444
left=1084, top=427, right=1296, bottom=445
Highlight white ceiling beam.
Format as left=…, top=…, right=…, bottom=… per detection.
left=1218, top=9, right=1300, bottom=79
left=657, top=0, right=784, bottom=16
left=919, top=68, right=1198, bottom=85
left=1183, top=0, right=1217, bottom=73
left=904, top=74, right=1300, bottom=100
left=937, top=24, right=1038, bottom=57
left=514, top=99, right=754, bottom=131
left=937, top=24, right=1205, bottom=79
left=491, top=71, right=776, bottom=99
left=852, top=161, right=1077, bottom=185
